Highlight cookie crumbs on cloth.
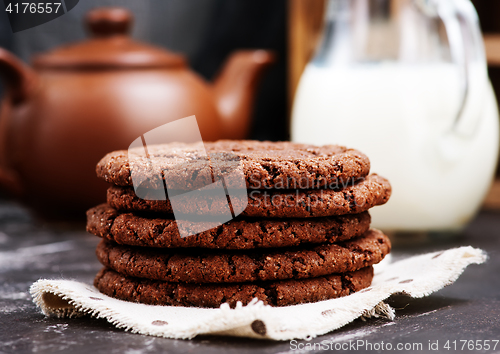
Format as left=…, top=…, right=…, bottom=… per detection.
left=30, top=246, right=486, bottom=341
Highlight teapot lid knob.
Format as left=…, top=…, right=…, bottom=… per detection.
left=86, top=7, right=132, bottom=37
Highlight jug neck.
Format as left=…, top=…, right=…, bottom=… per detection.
left=313, top=0, right=353, bottom=66
left=314, top=0, right=400, bottom=66
left=312, top=0, right=464, bottom=67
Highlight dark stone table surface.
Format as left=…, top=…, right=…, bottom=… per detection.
left=1, top=199, right=499, bottom=354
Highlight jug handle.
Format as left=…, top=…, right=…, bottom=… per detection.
left=438, top=0, right=488, bottom=137
left=0, top=48, right=36, bottom=105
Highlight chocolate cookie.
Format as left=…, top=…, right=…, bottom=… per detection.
left=94, top=266, right=373, bottom=308
left=87, top=204, right=371, bottom=249
left=107, top=174, right=391, bottom=218
left=95, top=229, right=390, bottom=283
left=96, top=140, right=370, bottom=190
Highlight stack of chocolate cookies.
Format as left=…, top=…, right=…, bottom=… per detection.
left=87, top=141, right=392, bottom=308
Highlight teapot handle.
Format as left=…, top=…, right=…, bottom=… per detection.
left=0, top=48, right=36, bottom=105
left=0, top=49, right=35, bottom=196
left=437, top=0, right=488, bottom=137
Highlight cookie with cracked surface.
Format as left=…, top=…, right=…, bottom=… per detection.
left=106, top=174, right=391, bottom=218
left=96, top=140, right=370, bottom=190
left=94, top=266, right=374, bottom=308
left=87, top=204, right=371, bottom=249
left=95, top=229, right=390, bottom=283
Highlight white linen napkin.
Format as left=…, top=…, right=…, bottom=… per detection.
left=30, top=246, right=486, bottom=341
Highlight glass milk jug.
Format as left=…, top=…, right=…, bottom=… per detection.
left=292, top=0, right=499, bottom=232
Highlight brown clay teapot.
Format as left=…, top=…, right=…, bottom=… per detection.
left=0, top=7, right=274, bottom=218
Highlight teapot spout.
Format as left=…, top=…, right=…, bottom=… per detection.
left=213, top=50, right=275, bottom=139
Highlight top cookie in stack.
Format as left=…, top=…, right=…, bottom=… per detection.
left=87, top=140, right=392, bottom=308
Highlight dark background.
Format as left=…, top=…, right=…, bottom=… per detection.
left=0, top=0, right=288, bottom=141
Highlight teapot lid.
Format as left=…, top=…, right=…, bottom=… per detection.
left=33, top=8, right=186, bottom=69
